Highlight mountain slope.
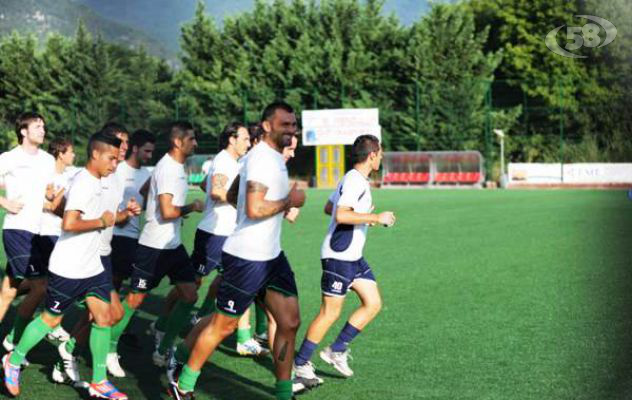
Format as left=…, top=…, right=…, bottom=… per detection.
left=0, top=0, right=168, bottom=57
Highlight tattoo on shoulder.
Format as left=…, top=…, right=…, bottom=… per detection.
left=247, top=181, right=268, bottom=194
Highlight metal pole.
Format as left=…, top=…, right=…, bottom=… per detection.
left=500, top=136, right=505, bottom=177
left=415, top=80, right=421, bottom=151
left=559, top=79, right=564, bottom=183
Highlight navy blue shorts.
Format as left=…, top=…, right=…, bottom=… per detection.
left=45, top=270, right=112, bottom=315
left=321, top=258, right=376, bottom=297
left=2, top=230, right=46, bottom=280
left=191, top=230, right=227, bottom=277
left=38, top=235, right=58, bottom=269
left=110, top=235, right=138, bottom=278
left=100, top=255, right=114, bottom=289
left=130, top=244, right=196, bottom=292
left=216, top=251, right=298, bottom=317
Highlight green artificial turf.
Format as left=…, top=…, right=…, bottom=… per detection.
left=1, top=189, right=631, bottom=399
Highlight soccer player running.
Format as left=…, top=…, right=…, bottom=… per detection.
left=168, top=102, right=306, bottom=400
left=108, top=121, right=203, bottom=368
left=0, top=113, right=55, bottom=357
left=2, top=131, right=128, bottom=399
left=105, top=128, right=155, bottom=375
left=189, top=122, right=272, bottom=356
left=52, top=124, right=141, bottom=384
left=293, top=135, right=395, bottom=385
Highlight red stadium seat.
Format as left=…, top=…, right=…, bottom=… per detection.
left=434, top=172, right=448, bottom=182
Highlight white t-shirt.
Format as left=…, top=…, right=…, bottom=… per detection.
left=99, top=173, right=125, bottom=256
left=113, top=161, right=151, bottom=239
left=40, top=167, right=81, bottom=237
left=321, top=169, right=372, bottom=261
left=49, top=169, right=104, bottom=279
left=223, top=142, right=289, bottom=261
left=197, top=150, right=240, bottom=236
left=138, top=153, right=188, bottom=250
left=0, top=147, right=55, bottom=234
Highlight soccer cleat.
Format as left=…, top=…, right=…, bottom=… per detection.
left=253, top=332, right=269, bottom=347
left=294, top=361, right=324, bottom=387
left=166, top=352, right=184, bottom=385
left=47, top=325, right=71, bottom=342
left=167, top=382, right=195, bottom=400
left=88, top=380, right=128, bottom=399
left=2, top=335, right=14, bottom=352
left=291, top=378, right=306, bottom=394
left=57, top=341, right=82, bottom=383
left=51, top=360, right=89, bottom=388
left=2, top=353, right=21, bottom=396
left=106, top=352, right=126, bottom=378
left=320, top=346, right=354, bottom=377
left=236, top=338, right=270, bottom=357
left=3, top=336, right=30, bottom=369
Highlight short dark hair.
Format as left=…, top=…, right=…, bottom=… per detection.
left=15, top=112, right=45, bottom=144
left=169, top=121, right=195, bottom=149
left=127, top=129, right=156, bottom=159
left=87, top=131, right=121, bottom=159
left=247, top=122, right=264, bottom=145
left=218, top=122, right=245, bottom=150
left=48, top=137, right=73, bottom=159
left=261, top=101, right=294, bottom=122
left=351, top=135, right=381, bottom=164
left=101, top=122, right=129, bottom=137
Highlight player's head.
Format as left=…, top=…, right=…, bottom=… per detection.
left=101, top=122, right=129, bottom=162
left=282, top=134, right=298, bottom=163
left=352, top=134, right=382, bottom=171
left=128, top=129, right=156, bottom=165
left=15, top=112, right=46, bottom=146
left=48, top=137, right=75, bottom=167
left=219, top=122, right=251, bottom=157
left=261, top=101, right=297, bottom=150
left=168, top=121, right=197, bottom=157
left=247, top=122, right=264, bottom=147
left=86, top=131, right=121, bottom=177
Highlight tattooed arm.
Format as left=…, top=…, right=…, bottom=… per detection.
left=245, top=181, right=290, bottom=220
left=209, top=173, right=229, bottom=203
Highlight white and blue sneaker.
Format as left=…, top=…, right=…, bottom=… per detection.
left=320, top=346, right=353, bottom=377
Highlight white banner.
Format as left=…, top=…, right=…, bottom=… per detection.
left=509, top=163, right=632, bottom=184
left=301, top=108, right=381, bottom=146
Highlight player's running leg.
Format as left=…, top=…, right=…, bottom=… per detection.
left=320, top=279, right=382, bottom=378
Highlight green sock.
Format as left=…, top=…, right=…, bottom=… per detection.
left=197, top=295, right=216, bottom=317
left=237, top=327, right=252, bottom=345
left=158, top=301, right=195, bottom=354
left=5, top=327, right=14, bottom=345
left=178, top=365, right=201, bottom=392
left=90, top=324, right=111, bottom=384
left=275, top=380, right=293, bottom=400
left=155, top=314, right=168, bottom=332
left=65, top=337, right=77, bottom=354
left=9, top=316, right=53, bottom=366
left=12, top=314, right=31, bottom=344
left=109, top=300, right=135, bottom=353
left=255, top=303, right=267, bottom=336
left=175, top=342, right=191, bottom=364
